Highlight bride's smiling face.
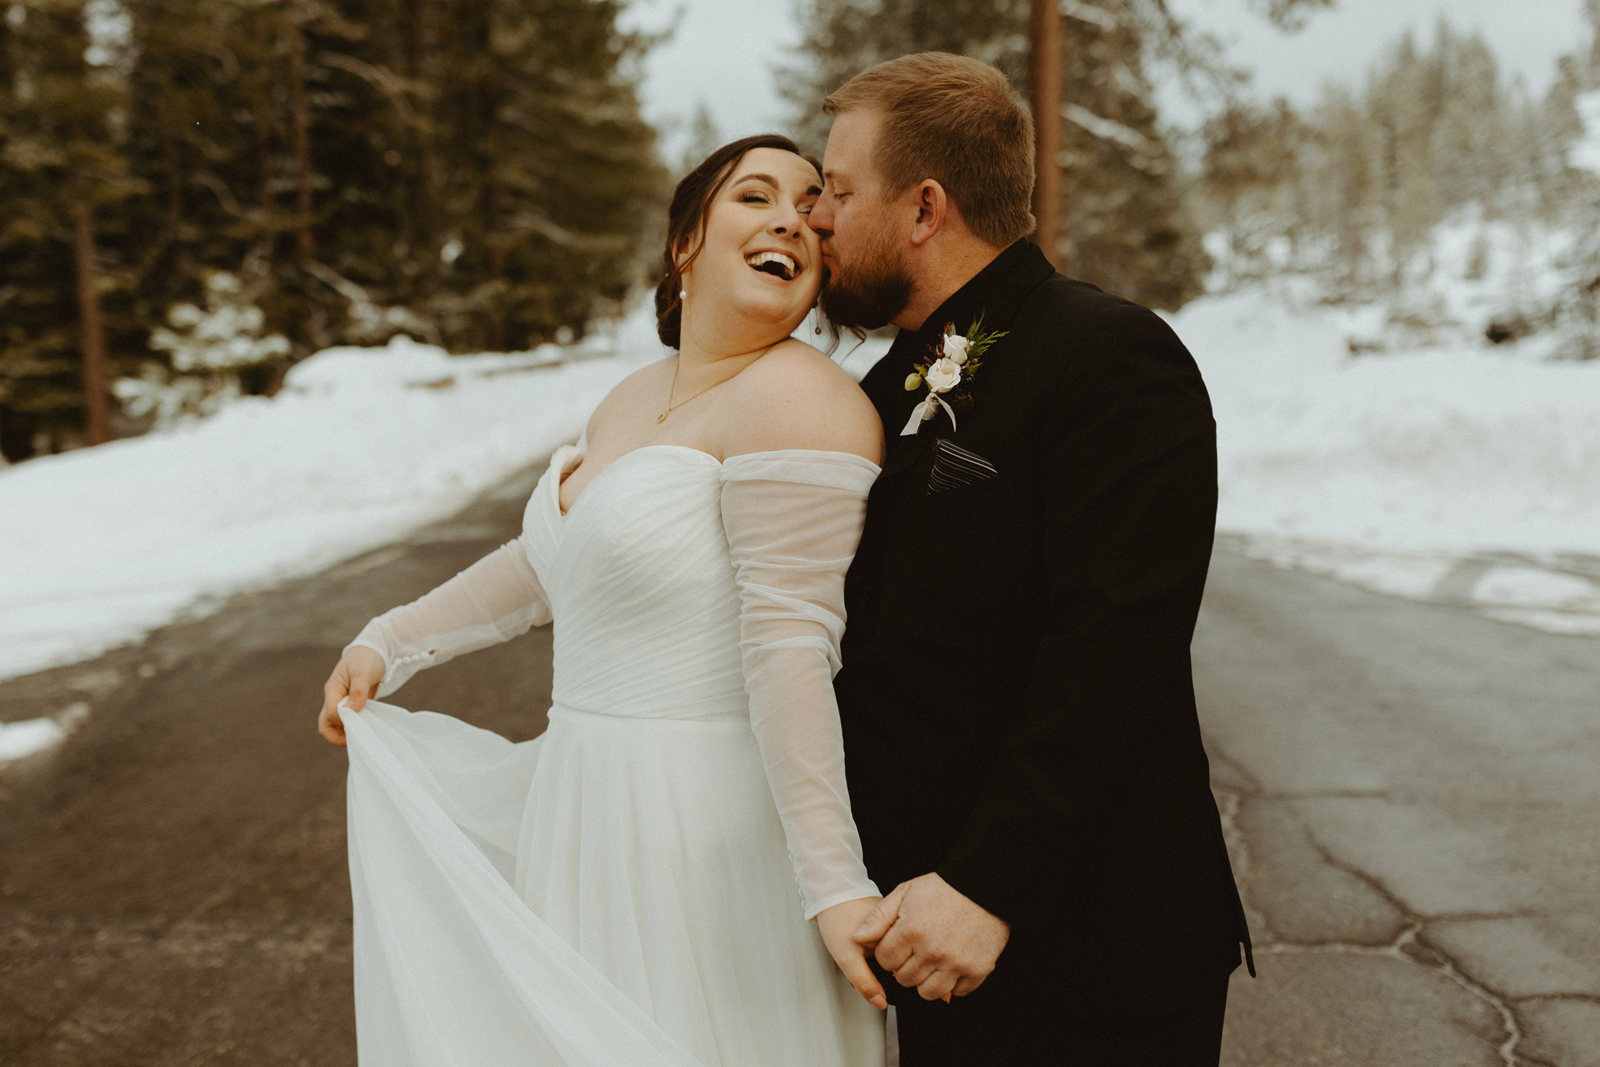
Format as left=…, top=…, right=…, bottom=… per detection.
left=677, top=148, right=824, bottom=338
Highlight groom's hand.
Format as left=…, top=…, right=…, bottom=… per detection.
left=852, top=873, right=1009, bottom=1002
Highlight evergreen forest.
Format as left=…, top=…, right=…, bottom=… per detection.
left=1, top=0, right=662, bottom=459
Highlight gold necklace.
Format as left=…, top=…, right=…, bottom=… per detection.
left=657, top=341, right=781, bottom=423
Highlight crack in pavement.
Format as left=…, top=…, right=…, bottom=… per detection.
left=1256, top=925, right=1554, bottom=1067
left=1252, top=788, right=1395, bottom=801
left=1208, top=745, right=1554, bottom=1067
left=1213, top=786, right=1274, bottom=940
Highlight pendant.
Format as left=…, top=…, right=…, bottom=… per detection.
left=657, top=411, right=669, bottom=423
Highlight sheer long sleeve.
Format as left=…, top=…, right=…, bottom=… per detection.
left=719, top=451, right=882, bottom=920
left=346, top=540, right=552, bottom=697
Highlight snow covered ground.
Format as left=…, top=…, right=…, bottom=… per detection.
left=0, top=307, right=666, bottom=692
left=1170, top=283, right=1600, bottom=635
left=4, top=268, right=1596, bottom=766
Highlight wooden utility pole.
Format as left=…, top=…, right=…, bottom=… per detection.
left=72, top=200, right=111, bottom=446
left=1030, top=0, right=1063, bottom=268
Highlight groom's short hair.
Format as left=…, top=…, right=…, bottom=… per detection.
left=823, top=53, right=1035, bottom=247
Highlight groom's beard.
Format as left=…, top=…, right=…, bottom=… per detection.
left=819, top=225, right=914, bottom=331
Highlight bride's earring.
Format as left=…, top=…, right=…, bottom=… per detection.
left=813, top=304, right=822, bottom=335
left=680, top=288, right=687, bottom=300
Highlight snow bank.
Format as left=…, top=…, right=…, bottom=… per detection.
left=0, top=314, right=663, bottom=683
left=0, top=702, right=88, bottom=763
left=1170, top=285, right=1600, bottom=633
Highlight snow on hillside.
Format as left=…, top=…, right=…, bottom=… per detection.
left=0, top=311, right=664, bottom=687
left=1171, top=283, right=1600, bottom=635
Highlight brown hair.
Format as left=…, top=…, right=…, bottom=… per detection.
left=654, top=134, right=822, bottom=349
left=823, top=53, right=1035, bottom=247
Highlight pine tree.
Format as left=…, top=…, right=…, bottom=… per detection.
left=1053, top=7, right=1209, bottom=309
left=1549, top=0, right=1600, bottom=358
left=1196, top=99, right=1303, bottom=284
left=0, top=0, right=143, bottom=456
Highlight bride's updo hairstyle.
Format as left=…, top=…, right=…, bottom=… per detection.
left=655, top=134, right=823, bottom=349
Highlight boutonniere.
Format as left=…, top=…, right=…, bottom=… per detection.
left=900, top=313, right=1008, bottom=436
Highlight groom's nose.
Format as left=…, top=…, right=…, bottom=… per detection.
left=809, top=196, right=835, bottom=238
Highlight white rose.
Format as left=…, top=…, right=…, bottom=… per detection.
left=923, top=357, right=962, bottom=393
left=942, top=332, right=972, bottom=364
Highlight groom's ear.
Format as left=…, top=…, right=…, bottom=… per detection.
left=908, top=179, right=949, bottom=248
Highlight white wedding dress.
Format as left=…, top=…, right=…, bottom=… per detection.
left=340, top=442, right=887, bottom=1067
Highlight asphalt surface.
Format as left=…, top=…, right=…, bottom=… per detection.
left=3, top=460, right=1597, bottom=1066
left=1202, top=549, right=1600, bottom=1067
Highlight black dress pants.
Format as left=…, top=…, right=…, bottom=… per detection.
left=892, top=962, right=1236, bottom=1067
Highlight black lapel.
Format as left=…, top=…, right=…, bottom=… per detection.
left=880, top=240, right=1057, bottom=476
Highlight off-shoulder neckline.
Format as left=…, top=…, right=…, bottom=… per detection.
left=552, top=443, right=881, bottom=520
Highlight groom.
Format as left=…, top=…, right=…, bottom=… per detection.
left=811, top=54, right=1252, bottom=1065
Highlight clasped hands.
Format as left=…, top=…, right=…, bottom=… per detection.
left=817, top=873, right=1010, bottom=1010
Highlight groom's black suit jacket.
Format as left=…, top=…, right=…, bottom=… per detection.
left=836, top=239, right=1251, bottom=1010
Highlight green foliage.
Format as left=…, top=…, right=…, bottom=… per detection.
left=0, top=0, right=664, bottom=458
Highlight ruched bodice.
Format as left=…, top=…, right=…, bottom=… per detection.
left=521, top=445, right=749, bottom=722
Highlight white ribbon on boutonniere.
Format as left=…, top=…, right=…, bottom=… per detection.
left=901, top=314, right=1007, bottom=436
left=901, top=356, right=962, bottom=435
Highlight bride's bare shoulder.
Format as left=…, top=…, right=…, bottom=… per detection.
left=582, top=358, right=673, bottom=440
left=724, top=340, right=883, bottom=462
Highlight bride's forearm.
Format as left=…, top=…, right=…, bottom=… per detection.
left=346, top=540, right=552, bottom=697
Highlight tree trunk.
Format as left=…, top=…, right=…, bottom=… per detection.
left=1030, top=0, right=1063, bottom=268
left=482, top=76, right=506, bottom=350
left=285, top=0, right=314, bottom=262
left=255, top=80, right=276, bottom=265
left=401, top=0, right=432, bottom=276
left=72, top=200, right=111, bottom=446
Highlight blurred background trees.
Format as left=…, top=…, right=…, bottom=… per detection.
left=1, top=0, right=662, bottom=459
left=1195, top=13, right=1598, bottom=290
left=782, top=0, right=1328, bottom=313
left=1195, top=2, right=1600, bottom=356
left=785, top=0, right=1600, bottom=358
left=786, top=0, right=1187, bottom=311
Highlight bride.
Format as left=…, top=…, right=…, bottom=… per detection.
left=316, top=134, right=890, bottom=1066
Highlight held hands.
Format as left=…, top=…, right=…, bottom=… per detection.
left=317, top=646, right=386, bottom=747
left=816, top=897, right=890, bottom=1010
left=852, top=873, right=1010, bottom=1002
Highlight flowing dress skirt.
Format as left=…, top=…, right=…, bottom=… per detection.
left=344, top=701, right=884, bottom=1067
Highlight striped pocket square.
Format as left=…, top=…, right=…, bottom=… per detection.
left=928, top=438, right=998, bottom=494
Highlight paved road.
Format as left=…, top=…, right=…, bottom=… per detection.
left=1202, top=552, right=1600, bottom=1067
left=3, top=461, right=1596, bottom=1065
